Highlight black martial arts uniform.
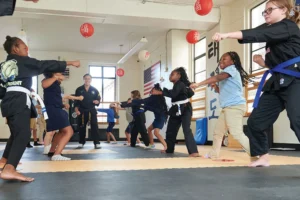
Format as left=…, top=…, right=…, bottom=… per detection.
left=0, top=0, right=16, bottom=16
left=163, top=81, right=198, bottom=154
left=120, top=100, right=150, bottom=147
left=1, top=54, right=66, bottom=168
left=74, top=85, right=100, bottom=145
left=238, top=19, right=300, bottom=156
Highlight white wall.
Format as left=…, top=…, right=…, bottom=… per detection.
left=0, top=49, right=141, bottom=139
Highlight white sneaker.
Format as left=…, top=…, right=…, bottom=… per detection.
left=94, top=144, right=101, bottom=149
left=51, top=155, right=71, bottom=161
left=43, top=145, right=51, bottom=155
left=77, top=144, right=84, bottom=149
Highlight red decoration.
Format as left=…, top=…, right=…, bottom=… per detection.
left=80, top=23, right=94, bottom=38
left=186, top=30, right=200, bottom=44
left=116, top=68, right=125, bottom=77
left=194, top=0, right=213, bottom=16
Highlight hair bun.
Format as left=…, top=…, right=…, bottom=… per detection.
left=5, top=36, right=12, bottom=41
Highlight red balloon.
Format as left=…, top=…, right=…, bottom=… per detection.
left=80, top=23, right=94, bottom=38
left=186, top=30, right=200, bottom=44
left=116, top=68, right=125, bottom=77
left=194, top=0, right=213, bottom=16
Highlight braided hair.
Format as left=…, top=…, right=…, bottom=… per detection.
left=173, top=67, right=191, bottom=87
left=227, top=51, right=250, bottom=86
left=3, top=36, right=20, bottom=54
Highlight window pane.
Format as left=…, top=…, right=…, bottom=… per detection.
left=195, top=71, right=206, bottom=83
left=252, top=43, right=266, bottom=52
left=90, top=66, right=102, bottom=77
left=251, top=2, right=267, bottom=28
left=91, top=78, right=102, bottom=101
left=103, top=79, right=115, bottom=102
left=103, top=67, right=116, bottom=78
left=195, top=38, right=206, bottom=57
left=251, top=48, right=266, bottom=72
left=195, top=56, right=206, bottom=73
left=31, top=76, right=38, bottom=93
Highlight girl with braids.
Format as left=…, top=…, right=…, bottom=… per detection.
left=0, top=36, right=80, bottom=182
left=191, top=51, right=250, bottom=160
left=152, top=67, right=199, bottom=157
left=212, top=0, right=300, bottom=167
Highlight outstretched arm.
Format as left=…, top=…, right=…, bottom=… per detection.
left=63, top=95, right=84, bottom=101
left=190, top=73, right=230, bottom=89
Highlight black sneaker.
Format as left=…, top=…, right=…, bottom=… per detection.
left=34, top=141, right=43, bottom=146
left=26, top=142, right=33, bottom=148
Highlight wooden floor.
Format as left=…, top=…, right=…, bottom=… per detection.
left=5, top=142, right=300, bottom=173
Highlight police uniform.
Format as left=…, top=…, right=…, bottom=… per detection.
left=74, top=85, right=100, bottom=146
left=238, top=19, right=300, bottom=157
left=1, top=54, right=66, bottom=168
left=163, top=81, right=198, bottom=154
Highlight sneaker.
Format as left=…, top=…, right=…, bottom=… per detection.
left=94, top=144, right=101, bottom=149
left=76, top=144, right=84, bottom=149
left=149, top=144, right=155, bottom=149
left=26, top=142, right=33, bottom=148
left=43, top=145, right=51, bottom=155
left=136, top=143, right=142, bottom=146
left=51, top=155, right=71, bottom=161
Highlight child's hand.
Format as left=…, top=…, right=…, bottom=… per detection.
left=78, top=96, right=84, bottom=101
left=190, top=83, right=199, bottom=89
left=127, top=100, right=132, bottom=104
left=253, top=55, right=265, bottom=67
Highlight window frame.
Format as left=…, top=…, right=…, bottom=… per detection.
left=89, top=65, right=117, bottom=102
left=249, top=0, right=267, bottom=73
left=194, top=37, right=207, bottom=83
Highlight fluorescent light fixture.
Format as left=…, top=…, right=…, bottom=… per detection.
left=117, top=37, right=148, bottom=64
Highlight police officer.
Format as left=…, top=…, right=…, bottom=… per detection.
left=0, top=0, right=39, bottom=17
left=75, top=74, right=101, bottom=149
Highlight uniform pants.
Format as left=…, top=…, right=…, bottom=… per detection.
left=247, top=79, right=300, bottom=156
left=130, top=115, right=150, bottom=147
left=78, top=109, right=100, bottom=145
left=208, top=104, right=250, bottom=159
left=2, top=108, right=31, bottom=168
left=165, top=103, right=198, bottom=154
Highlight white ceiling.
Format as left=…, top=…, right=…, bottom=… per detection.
left=129, top=0, right=235, bottom=6
left=0, top=17, right=169, bottom=54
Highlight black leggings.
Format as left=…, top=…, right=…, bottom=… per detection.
left=2, top=108, right=31, bottom=168
left=130, top=114, right=150, bottom=147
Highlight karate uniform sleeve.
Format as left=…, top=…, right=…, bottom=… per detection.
left=120, top=101, right=132, bottom=108
left=131, top=98, right=145, bottom=106
left=74, top=88, right=80, bottom=108
left=238, top=21, right=290, bottom=44
left=23, top=57, right=67, bottom=76
left=162, top=82, right=185, bottom=99
left=0, top=0, right=16, bottom=16
left=95, top=89, right=101, bottom=107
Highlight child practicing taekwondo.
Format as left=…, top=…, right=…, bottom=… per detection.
left=190, top=51, right=250, bottom=161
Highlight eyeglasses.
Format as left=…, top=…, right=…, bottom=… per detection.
left=262, top=7, right=281, bottom=16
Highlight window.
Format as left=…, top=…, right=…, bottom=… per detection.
left=31, top=76, right=38, bottom=93
left=89, top=66, right=117, bottom=123
left=192, top=38, right=207, bottom=120
left=250, top=1, right=267, bottom=73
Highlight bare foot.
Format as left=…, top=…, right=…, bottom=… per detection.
left=213, top=159, right=234, bottom=162
left=160, top=150, right=166, bottom=154
left=0, top=165, right=34, bottom=182
left=248, top=154, right=270, bottom=167
left=189, top=153, right=200, bottom=157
